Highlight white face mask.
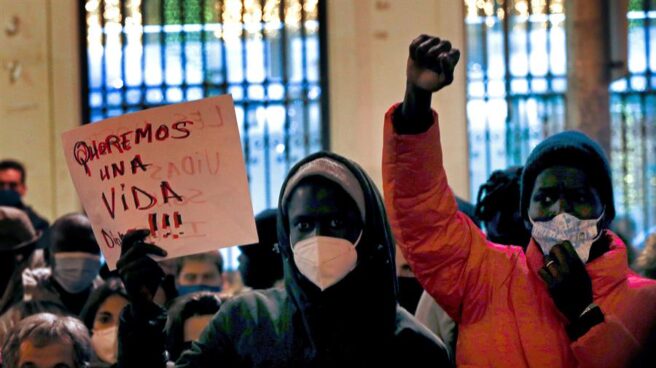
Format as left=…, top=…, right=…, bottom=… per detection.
left=292, top=232, right=362, bottom=291
left=92, top=325, right=118, bottom=364
left=53, top=252, right=101, bottom=294
left=530, top=211, right=604, bottom=263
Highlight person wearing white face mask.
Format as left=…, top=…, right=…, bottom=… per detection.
left=383, top=34, right=656, bottom=367
left=80, top=278, right=129, bottom=367
left=22, top=213, right=103, bottom=316
left=113, top=152, right=452, bottom=367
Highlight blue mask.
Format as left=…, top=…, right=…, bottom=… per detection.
left=53, top=252, right=101, bottom=294
left=177, top=284, right=222, bottom=296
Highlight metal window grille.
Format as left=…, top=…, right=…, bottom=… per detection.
left=466, top=0, right=656, bottom=247
left=610, top=0, right=656, bottom=246
left=81, top=0, right=327, bottom=269
left=465, top=0, right=567, bottom=201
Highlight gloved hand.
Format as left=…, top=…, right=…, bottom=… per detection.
left=538, top=241, right=594, bottom=322
left=117, top=229, right=167, bottom=315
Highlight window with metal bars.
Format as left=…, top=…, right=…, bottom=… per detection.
left=465, top=0, right=567, bottom=202
left=610, top=0, right=656, bottom=246
left=465, top=0, right=656, bottom=247
left=82, top=0, right=327, bottom=269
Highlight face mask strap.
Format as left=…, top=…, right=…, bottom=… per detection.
left=353, top=230, right=364, bottom=248
left=591, top=207, right=606, bottom=242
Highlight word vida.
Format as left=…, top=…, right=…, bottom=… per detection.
left=101, top=181, right=183, bottom=219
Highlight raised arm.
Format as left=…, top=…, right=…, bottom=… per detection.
left=116, top=229, right=169, bottom=368
left=383, top=35, right=515, bottom=321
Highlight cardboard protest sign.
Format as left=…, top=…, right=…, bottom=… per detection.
left=61, top=95, right=258, bottom=270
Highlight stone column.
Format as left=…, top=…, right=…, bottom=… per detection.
left=565, top=0, right=612, bottom=154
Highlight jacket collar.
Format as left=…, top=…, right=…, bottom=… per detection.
left=526, top=230, right=628, bottom=298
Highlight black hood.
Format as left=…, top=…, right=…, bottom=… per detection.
left=277, top=151, right=399, bottom=349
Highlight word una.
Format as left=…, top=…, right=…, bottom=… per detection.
left=101, top=181, right=183, bottom=219
left=99, top=154, right=150, bottom=182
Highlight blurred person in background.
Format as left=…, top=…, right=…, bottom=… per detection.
left=0, top=160, right=49, bottom=250
left=23, top=213, right=103, bottom=315
left=1, top=313, right=91, bottom=368
left=0, top=207, right=42, bottom=315
left=80, top=278, right=129, bottom=367
left=634, top=233, right=656, bottom=280
left=237, top=208, right=284, bottom=290
left=0, top=300, right=69, bottom=346
left=165, top=292, right=222, bottom=362
left=175, top=252, right=224, bottom=297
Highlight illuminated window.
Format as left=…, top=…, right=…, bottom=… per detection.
left=82, top=0, right=326, bottom=268
left=610, top=0, right=656, bottom=244
left=465, top=0, right=566, bottom=201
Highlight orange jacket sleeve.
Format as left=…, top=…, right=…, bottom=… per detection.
left=382, top=104, right=517, bottom=323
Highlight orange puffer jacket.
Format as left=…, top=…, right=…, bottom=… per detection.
left=382, top=104, right=656, bottom=367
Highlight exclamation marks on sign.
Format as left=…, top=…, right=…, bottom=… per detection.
left=148, top=213, right=158, bottom=237
left=148, top=212, right=183, bottom=239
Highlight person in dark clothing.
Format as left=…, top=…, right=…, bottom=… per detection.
left=237, top=208, right=284, bottom=290
left=0, top=159, right=50, bottom=249
left=23, top=213, right=103, bottom=316
left=115, top=152, right=452, bottom=367
left=474, top=166, right=531, bottom=249
left=0, top=206, right=41, bottom=316
left=165, top=292, right=222, bottom=362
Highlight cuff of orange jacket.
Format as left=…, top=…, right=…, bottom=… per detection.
left=389, top=102, right=437, bottom=135
left=571, top=314, right=640, bottom=368
left=567, top=305, right=604, bottom=341
left=382, top=103, right=452, bottom=220
left=383, top=103, right=445, bottom=187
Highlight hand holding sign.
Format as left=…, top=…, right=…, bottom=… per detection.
left=117, top=229, right=167, bottom=312
left=61, top=95, right=258, bottom=269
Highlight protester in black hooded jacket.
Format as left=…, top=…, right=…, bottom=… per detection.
left=115, top=151, right=451, bottom=367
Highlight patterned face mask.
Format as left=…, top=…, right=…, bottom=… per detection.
left=530, top=210, right=604, bottom=263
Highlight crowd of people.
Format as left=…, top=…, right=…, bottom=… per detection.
left=0, top=34, right=655, bottom=367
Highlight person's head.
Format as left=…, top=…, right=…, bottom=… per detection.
left=0, top=206, right=39, bottom=290
left=0, top=160, right=26, bottom=197
left=476, top=166, right=531, bottom=248
left=1, top=313, right=91, bottom=368
left=282, top=165, right=365, bottom=293
left=49, top=213, right=101, bottom=295
left=610, top=214, right=638, bottom=265
left=520, top=131, right=614, bottom=262
left=165, top=292, right=222, bottom=362
left=79, top=278, right=128, bottom=364
left=278, top=152, right=398, bottom=338
left=175, top=252, right=224, bottom=296
left=238, top=209, right=284, bottom=289
left=634, top=233, right=656, bottom=279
